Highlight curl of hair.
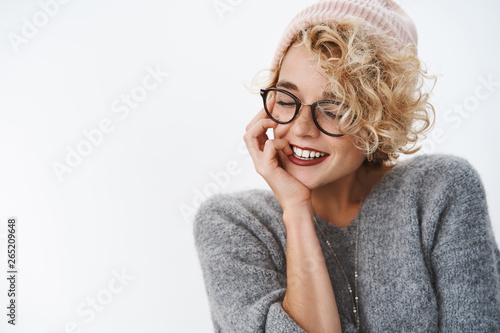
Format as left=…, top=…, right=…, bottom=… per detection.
left=261, top=17, right=436, bottom=166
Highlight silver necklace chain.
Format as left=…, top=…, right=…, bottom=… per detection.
left=313, top=214, right=361, bottom=332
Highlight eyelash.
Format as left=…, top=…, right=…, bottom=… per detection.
left=324, top=111, right=343, bottom=119
left=277, top=101, right=296, bottom=107
left=276, top=100, right=349, bottom=109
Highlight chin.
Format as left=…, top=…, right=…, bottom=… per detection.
left=283, top=165, right=322, bottom=189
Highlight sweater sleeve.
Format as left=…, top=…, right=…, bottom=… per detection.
left=193, top=192, right=306, bottom=333
left=429, top=157, right=500, bottom=332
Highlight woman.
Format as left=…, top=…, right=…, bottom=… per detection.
left=194, top=1, right=500, bottom=332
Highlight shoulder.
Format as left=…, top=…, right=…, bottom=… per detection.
left=195, top=189, right=280, bottom=220
left=193, top=189, right=283, bottom=238
left=380, top=155, right=489, bottom=228
left=193, top=189, right=288, bottom=271
left=403, top=153, right=478, bottom=176
left=371, top=154, right=486, bottom=210
left=391, top=153, right=483, bottom=191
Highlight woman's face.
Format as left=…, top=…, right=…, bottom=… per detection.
left=273, top=43, right=367, bottom=190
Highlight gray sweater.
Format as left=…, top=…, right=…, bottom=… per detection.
left=193, top=154, right=500, bottom=332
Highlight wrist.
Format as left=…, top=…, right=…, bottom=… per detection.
left=281, top=198, right=313, bottom=214
left=282, top=203, right=315, bottom=229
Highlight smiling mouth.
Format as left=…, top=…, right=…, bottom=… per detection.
left=290, top=144, right=328, bottom=160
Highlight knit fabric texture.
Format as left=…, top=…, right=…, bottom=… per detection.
left=270, top=0, right=418, bottom=70
left=193, top=154, right=500, bottom=332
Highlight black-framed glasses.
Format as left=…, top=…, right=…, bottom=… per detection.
left=260, top=88, right=350, bottom=137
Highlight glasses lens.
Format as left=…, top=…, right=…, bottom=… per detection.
left=315, top=101, right=348, bottom=135
left=264, top=90, right=297, bottom=123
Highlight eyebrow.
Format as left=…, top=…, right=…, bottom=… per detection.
left=276, top=80, right=298, bottom=91
left=276, top=80, right=340, bottom=100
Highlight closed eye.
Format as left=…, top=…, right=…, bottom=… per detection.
left=277, top=101, right=296, bottom=107
left=325, top=111, right=343, bottom=119
left=319, top=100, right=349, bottom=109
left=317, top=100, right=348, bottom=118
left=330, top=101, right=349, bottom=109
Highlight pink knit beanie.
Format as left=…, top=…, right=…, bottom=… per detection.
left=270, top=0, right=418, bottom=70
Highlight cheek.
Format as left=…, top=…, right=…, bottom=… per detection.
left=329, top=136, right=365, bottom=159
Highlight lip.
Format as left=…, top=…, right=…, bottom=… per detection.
left=288, top=144, right=330, bottom=166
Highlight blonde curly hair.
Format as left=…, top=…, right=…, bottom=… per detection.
left=262, top=17, right=435, bottom=166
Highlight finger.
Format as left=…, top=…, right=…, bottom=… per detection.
left=245, top=97, right=275, bottom=131
left=244, top=118, right=277, bottom=148
left=273, top=139, right=293, bottom=155
left=245, top=108, right=267, bottom=132
left=266, top=96, right=276, bottom=113
left=262, top=139, right=293, bottom=164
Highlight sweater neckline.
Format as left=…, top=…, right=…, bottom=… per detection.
left=314, top=162, right=400, bottom=233
left=314, top=213, right=359, bottom=234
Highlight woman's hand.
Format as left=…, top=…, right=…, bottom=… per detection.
left=244, top=99, right=342, bottom=333
left=243, top=98, right=312, bottom=212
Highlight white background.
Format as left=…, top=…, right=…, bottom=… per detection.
left=0, top=0, right=499, bottom=332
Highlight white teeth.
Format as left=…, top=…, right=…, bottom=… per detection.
left=292, top=145, right=327, bottom=160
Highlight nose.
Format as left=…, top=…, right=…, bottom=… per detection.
left=290, top=103, right=320, bottom=137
